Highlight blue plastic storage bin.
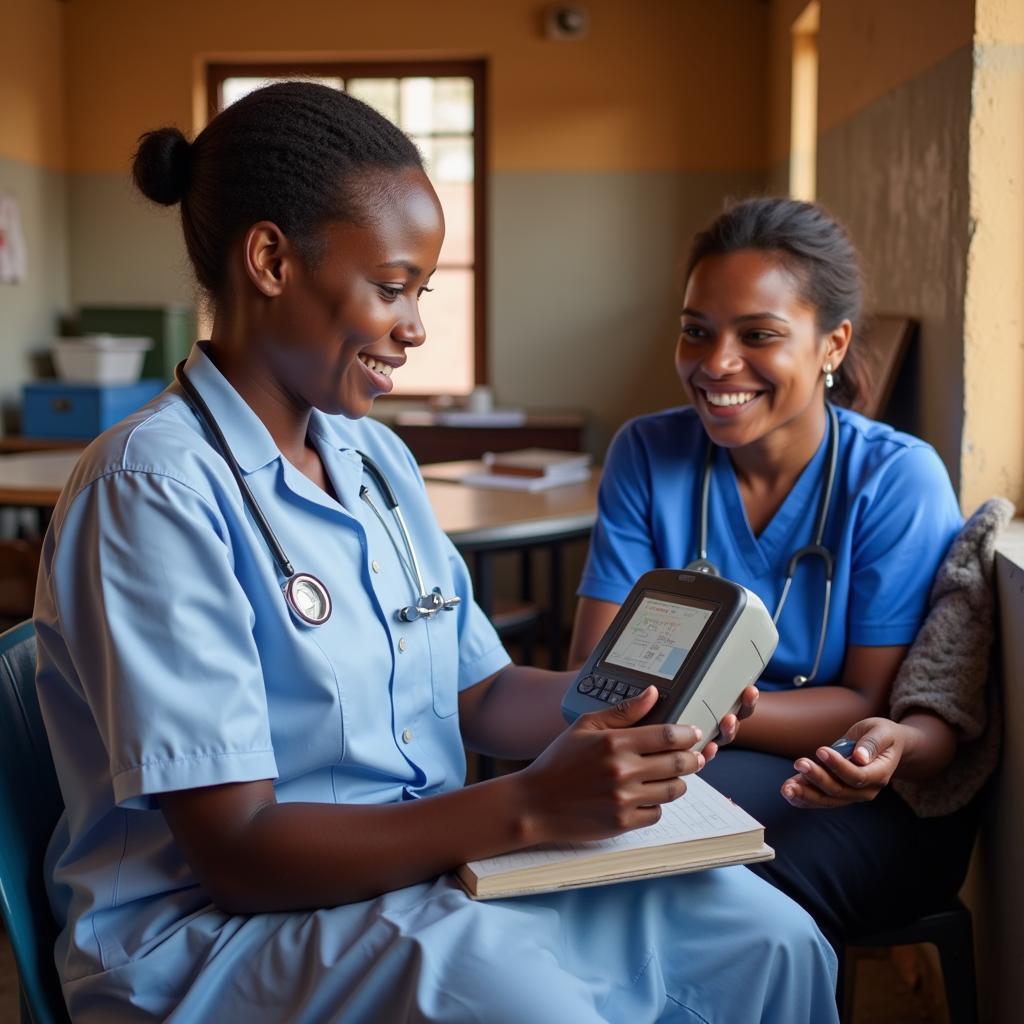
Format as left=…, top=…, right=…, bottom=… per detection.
left=22, top=379, right=165, bottom=439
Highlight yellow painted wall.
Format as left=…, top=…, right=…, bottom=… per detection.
left=816, top=0, right=974, bottom=133
left=767, top=0, right=810, bottom=169
left=1, top=0, right=66, bottom=169
left=961, top=1, right=1024, bottom=514
left=769, top=0, right=974, bottom=165
left=64, top=0, right=767, bottom=176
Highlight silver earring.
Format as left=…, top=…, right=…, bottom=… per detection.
left=823, top=362, right=834, bottom=389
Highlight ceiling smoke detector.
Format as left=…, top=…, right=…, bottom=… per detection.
left=543, top=4, right=591, bottom=41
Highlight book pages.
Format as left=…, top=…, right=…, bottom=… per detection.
left=467, top=774, right=759, bottom=879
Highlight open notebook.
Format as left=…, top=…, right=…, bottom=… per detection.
left=456, top=774, right=773, bottom=900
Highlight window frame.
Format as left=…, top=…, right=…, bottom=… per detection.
left=205, top=59, right=488, bottom=396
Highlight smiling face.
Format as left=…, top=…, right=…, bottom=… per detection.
left=676, top=249, right=848, bottom=451
left=256, top=167, right=445, bottom=419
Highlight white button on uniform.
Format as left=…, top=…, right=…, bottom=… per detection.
left=401, top=729, right=413, bottom=744
left=371, top=560, right=381, bottom=573
left=398, top=637, right=408, bottom=652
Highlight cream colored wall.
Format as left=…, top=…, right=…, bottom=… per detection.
left=960, top=0, right=1024, bottom=513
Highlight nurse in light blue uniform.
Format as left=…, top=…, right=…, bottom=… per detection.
left=34, top=85, right=838, bottom=1023
left=571, top=197, right=970, bottom=951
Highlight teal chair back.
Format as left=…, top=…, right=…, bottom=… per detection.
left=0, top=621, right=70, bottom=1024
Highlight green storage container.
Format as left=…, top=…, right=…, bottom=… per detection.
left=76, top=305, right=195, bottom=383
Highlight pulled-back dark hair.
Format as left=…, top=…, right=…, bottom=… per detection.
left=684, top=197, right=870, bottom=410
left=132, top=81, right=423, bottom=298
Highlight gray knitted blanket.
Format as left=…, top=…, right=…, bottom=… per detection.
left=890, top=497, right=1014, bottom=817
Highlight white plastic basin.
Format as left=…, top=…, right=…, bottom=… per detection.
left=52, top=335, right=153, bottom=385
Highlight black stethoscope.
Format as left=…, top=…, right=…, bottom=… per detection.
left=174, top=362, right=460, bottom=628
left=686, top=402, right=839, bottom=686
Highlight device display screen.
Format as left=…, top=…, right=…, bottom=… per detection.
left=602, top=591, right=716, bottom=681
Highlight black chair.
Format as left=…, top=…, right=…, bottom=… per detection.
left=0, top=621, right=71, bottom=1024
left=840, top=898, right=978, bottom=1024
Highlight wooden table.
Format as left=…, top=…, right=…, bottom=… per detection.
left=0, top=454, right=599, bottom=540
left=0, top=451, right=81, bottom=510
left=0, top=454, right=600, bottom=664
left=419, top=460, right=599, bottom=547
left=389, top=412, right=585, bottom=464
left=421, top=462, right=599, bottom=667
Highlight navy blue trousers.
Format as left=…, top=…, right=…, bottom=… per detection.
left=699, top=748, right=980, bottom=951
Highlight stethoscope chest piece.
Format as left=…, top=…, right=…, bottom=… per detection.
left=284, top=572, right=332, bottom=626
left=398, top=587, right=462, bottom=623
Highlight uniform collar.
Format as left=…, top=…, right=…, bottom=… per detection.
left=178, top=342, right=288, bottom=475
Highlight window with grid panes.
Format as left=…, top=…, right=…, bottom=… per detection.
left=208, top=63, right=484, bottom=396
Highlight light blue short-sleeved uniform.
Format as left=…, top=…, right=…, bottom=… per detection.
left=580, top=406, right=962, bottom=688
left=34, top=346, right=839, bottom=1023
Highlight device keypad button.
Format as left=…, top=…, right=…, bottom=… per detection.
left=577, top=677, right=595, bottom=694
left=613, top=681, right=628, bottom=695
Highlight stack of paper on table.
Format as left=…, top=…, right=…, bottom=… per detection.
left=459, top=448, right=592, bottom=491
left=456, top=774, right=772, bottom=899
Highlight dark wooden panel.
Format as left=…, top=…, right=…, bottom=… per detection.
left=393, top=423, right=584, bottom=464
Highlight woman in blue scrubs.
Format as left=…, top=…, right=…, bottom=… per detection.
left=570, top=197, right=977, bottom=951
left=33, top=86, right=838, bottom=1022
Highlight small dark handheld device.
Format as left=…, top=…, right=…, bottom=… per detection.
left=829, top=737, right=857, bottom=759
left=562, top=570, right=779, bottom=750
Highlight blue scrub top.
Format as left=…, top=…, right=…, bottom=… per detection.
left=579, top=406, right=962, bottom=690
left=34, top=344, right=511, bottom=984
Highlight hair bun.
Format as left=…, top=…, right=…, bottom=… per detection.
left=132, top=127, right=192, bottom=206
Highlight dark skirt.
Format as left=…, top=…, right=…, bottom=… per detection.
left=699, top=747, right=981, bottom=951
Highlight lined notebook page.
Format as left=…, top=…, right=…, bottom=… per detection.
left=468, top=774, right=758, bottom=879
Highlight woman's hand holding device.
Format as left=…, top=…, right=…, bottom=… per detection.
left=780, top=717, right=905, bottom=809
left=516, top=686, right=708, bottom=844
left=708, top=684, right=759, bottom=757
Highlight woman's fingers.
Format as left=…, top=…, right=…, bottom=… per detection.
left=794, top=758, right=851, bottom=797
left=637, top=776, right=689, bottom=806
left=781, top=776, right=850, bottom=809
left=812, top=748, right=873, bottom=787
left=735, top=685, right=759, bottom=721
left=843, top=721, right=896, bottom=766
left=627, top=721, right=704, bottom=756
left=713, top=687, right=758, bottom=749
left=637, top=749, right=705, bottom=782
left=787, top=755, right=882, bottom=807
left=716, top=713, right=739, bottom=746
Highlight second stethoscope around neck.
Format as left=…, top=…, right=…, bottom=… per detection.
left=686, top=402, right=840, bottom=687
left=173, top=361, right=460, bottom=628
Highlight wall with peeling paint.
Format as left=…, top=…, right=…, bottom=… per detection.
left=817, top=46, right=973, bottom=488
left=768, top=1, right=976, bottom=491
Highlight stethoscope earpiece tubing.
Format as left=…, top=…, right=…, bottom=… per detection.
left=175, top=361, right=295, bottom=579
left=174, top=360, right=459, bottom=628
left=691, top=402, right=840, bottom=685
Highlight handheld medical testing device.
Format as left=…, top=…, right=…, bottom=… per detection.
left=561, top=570, right=779, bottom=751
